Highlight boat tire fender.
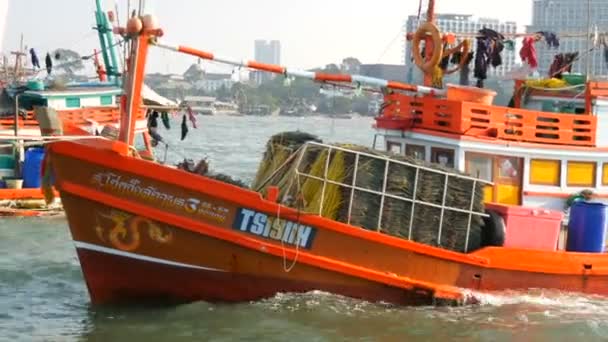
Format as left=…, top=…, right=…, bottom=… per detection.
left=481, top=209, right=506, bottom=247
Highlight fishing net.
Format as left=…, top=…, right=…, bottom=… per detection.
left=253, top=132, right=485, bottom=253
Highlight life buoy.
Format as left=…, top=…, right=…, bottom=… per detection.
left=412, top=22, right=443, bottom=74
left=481, top=209, right=506, bottom=247
left=443, top=40, right=471, bottom=75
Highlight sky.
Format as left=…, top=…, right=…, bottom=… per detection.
left=0, top=0, right=533, bottom=75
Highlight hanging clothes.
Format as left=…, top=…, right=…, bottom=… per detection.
left=186, top=106, right=197, bottom=129
left=30, top=49, right=40, bottom=69
left=473, top=28, right=506, bottom=88
left=520, top=36, right=538, bottom=69
left=548, top=52, right=578, bottom=78
left=45, top=53, right=52, bottom=75
left=474, top=38, right=491, bottom=88
left=536, top=31, right=560, bottom=48
left=439, top=43, right=450, bottom=71
left=161, top=112, right=170, bottom=129
left=147, top=110, right=163, bottom=144
left=181, top=114, right=189, bottom=141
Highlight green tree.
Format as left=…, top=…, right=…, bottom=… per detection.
left=341, top=57, right=362, bottom=74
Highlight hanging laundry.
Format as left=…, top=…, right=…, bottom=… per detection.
left=536, top=31, right=560, bottom=48
left=520, top=36, right=539, bottom=69
left=474, top=38, right=491, bottom=88
left=186, top=105, right=197, bottom=129
left=147, top=110, right=164, bottom=145
left=181, top=114, right=189, bottom=141
left=490, top=40, right=505, bottom=68
left=45, top=53, right=53, bottom=75
left=473, top=28, right=507, bottom=88
left=439, top=43, right=450, bottom=71
left=161, top=112, right=170, bottom=129
left=30, top=49, right=40, bottom=69
left=548, top=52, right=578, bottom=78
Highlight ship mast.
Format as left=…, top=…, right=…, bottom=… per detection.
left=423, top=0, right=436, bottom=87
left=586, top=0, right=591, bottom=77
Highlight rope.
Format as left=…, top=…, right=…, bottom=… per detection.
left=280, top=171, right=304, bottom=273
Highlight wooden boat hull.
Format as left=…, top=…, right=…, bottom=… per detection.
left=47, top=139, right=608, bottom=306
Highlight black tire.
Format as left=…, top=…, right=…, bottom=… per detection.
left=481, top=209, right=506, bottom=247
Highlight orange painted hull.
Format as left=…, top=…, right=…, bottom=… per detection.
left=47, top=139, right=608, bottom=306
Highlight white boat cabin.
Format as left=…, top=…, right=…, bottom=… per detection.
left=375, top=81, right=608, bottom=212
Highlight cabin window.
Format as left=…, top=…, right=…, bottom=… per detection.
left=65, top=97, right=81, bottom=108
left=431, top=147, right=454, bottom=168
left=386, top=141, right=402, bottom=155
left=100, top=95, right=113, bottom=105
left=567, top=161, right=596, bottom=187
left=497, top=157, right=520, bottom=180
left=466, top=154, right=492, bottom=181
left=530, top=159, right=561, bottom=186
left=405, top=144, right=426, bottom=161
left=603, top=163, right=608, bottom=186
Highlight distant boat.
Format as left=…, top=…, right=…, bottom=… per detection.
left=181, top=96, right=216, bottom=115
left=214, top=100, right=240, bottom=116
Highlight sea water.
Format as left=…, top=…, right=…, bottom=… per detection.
left=2, top=115, right=608, bottom=341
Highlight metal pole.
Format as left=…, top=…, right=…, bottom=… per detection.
left=587, top=0, right=592, bottom=77
left=13, top=95, right=18, bottom=137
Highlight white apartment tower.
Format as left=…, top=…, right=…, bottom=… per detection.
left=529, top=0, right=608, bottom=76
left=404, top=14, right=518, bottom=77
left=252, top=40, right=281, bottom=85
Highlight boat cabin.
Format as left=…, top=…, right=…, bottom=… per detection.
left=375, top=80, right=608, bottom=212
left=18, top=86, right=121, bottom=111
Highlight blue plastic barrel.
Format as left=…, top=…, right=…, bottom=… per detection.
left=567, top=202, right=608, bottom=253
left=23, top=148, right=45, bottom=189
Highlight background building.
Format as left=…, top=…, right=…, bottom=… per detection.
left=359, top=64, right=408, bottom=83
left=404, top=14, right=518, bottom=77
left=251, top=40, right=281, bottom=85
left=529, top=0, right=608, bottom=76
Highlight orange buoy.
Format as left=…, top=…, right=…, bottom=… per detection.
left=412, top=22, right=443, bottom=75
left=142, top=14, right=159, bottom=30
left=127, top=17, right=143, bottom=35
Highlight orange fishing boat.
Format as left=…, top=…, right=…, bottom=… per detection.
left=45, top=1, right=608, bottom=306
left=0, top=1, right=169, bottom=215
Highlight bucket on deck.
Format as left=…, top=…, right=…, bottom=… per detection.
left=567, top=202, right=608, bottom=253
left=23, top=148, right=45, bottom=189
left=446, top=84, right=497, bottom=105
left=5, top=178, right=23, bottom=189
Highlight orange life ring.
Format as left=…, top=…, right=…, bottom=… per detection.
left=443, top=39, right=471, bottom=75
left=412, top=22, right=444, bottom=74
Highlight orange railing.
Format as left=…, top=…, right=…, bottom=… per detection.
left=0, top=107, right=146, bottom=129
left=378, top=93, right=597, bottom=147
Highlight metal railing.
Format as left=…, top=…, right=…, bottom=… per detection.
left=293, top=141, right=492, bottom=252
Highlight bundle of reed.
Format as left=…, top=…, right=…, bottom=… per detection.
left=251, top=131, right=322, bottom=196
left=252, top=133, right=485, bottom=253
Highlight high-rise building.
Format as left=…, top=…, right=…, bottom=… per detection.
left=404, top=14, right=518, bottom=77
left=252, top=40, right=281, bottom=85
left=529, top=0, right=608, bottom=76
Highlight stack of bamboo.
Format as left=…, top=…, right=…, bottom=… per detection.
left=252, top=132, right=485, bottom=253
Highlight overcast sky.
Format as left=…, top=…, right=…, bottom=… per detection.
left=0, top=0, right=533, bottom=74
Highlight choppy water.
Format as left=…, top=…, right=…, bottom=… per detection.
left=2, top=116, right=608, bottom=341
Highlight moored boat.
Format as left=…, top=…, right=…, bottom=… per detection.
left=45, top=0, right=608, bottom=306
